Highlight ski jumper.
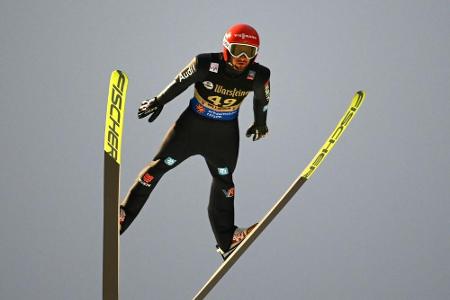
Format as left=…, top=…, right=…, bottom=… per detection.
left=120, top=52, right=270, bottom=251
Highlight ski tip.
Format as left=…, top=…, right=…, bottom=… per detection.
left=351, top=90, right=366, bottom=108
left=112, top=69, right=128, bottom=78
left=356, top=90, right=366, bottom=97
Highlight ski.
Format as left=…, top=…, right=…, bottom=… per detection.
left=103, top=70, right=128, bottom=300
left=193, top=91, right=366, bottom=300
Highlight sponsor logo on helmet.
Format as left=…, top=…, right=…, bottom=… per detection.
left=209, top=62, right=219, bottom=73
left=203, top=81, right=214, bottom=90
left=234, top=33, right=258, bottom=40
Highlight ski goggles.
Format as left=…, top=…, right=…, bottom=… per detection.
left=225, top=43, right=258, bottom=59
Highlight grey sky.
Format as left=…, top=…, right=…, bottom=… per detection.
left=1, top=0, right=449, bottom=299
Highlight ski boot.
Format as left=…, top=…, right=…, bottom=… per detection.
left=217, top=223, right=258, bottom=260
left=119, top=206, right=126, bottom=232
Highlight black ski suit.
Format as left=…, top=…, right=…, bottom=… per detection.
left=121, top=52, right=271, bottom=251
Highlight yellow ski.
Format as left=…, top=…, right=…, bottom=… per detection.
left=103, top=70, right=128, bottom=300
left=193, top=91, right=366, bottom=300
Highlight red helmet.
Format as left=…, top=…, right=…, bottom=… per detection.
left=222, top=23, right=260, bottom=62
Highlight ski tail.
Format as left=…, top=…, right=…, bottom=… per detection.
left=193, top=91, right=366, bottom=300
left=103, top=70, right=128, bottom=300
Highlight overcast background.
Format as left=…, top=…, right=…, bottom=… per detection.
left=1, top=0, right=449, bottom=299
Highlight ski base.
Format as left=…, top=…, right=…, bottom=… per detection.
left=103, top=70, right=128, bottom=300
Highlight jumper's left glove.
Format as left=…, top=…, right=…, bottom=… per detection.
left=246, top=124, right=268, bottom=141
left=138, top=97, right=164, bottom=122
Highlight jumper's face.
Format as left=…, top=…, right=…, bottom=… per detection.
left=230, top=55, right=250, bottom=72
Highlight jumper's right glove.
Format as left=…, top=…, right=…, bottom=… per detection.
left=138, top=97, right=163, bottom=122
left=246, top=124, right=268, bottom=141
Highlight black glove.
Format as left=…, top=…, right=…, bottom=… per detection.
left=246, top=124, right=268, bottom=141
left=137, top=97, right=163, bottom=122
